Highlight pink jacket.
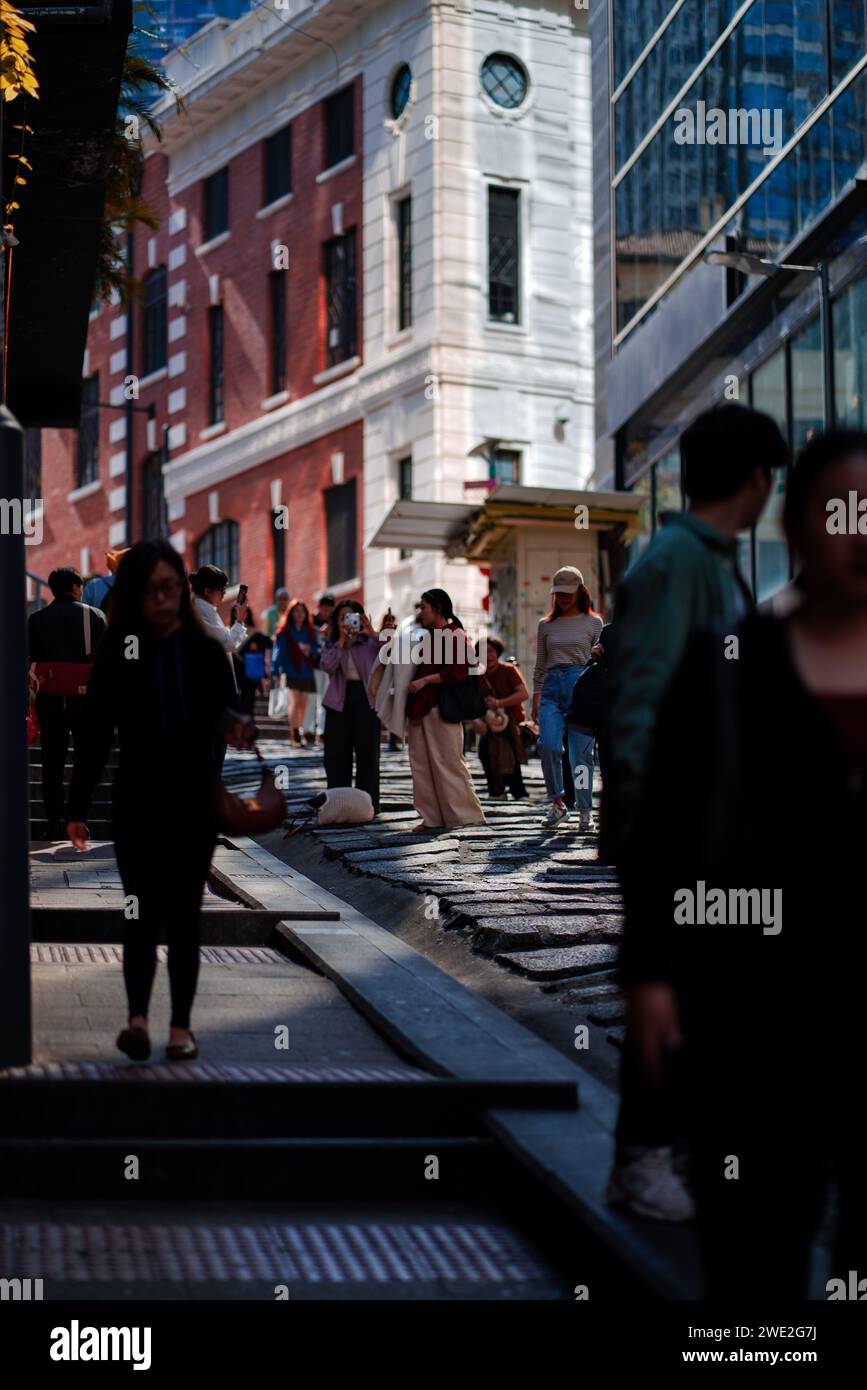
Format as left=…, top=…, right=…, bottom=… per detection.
left=319, top=637, right=382, bottom=711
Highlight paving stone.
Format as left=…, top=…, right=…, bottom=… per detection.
left=474, top=914, right=623, bottom=938
left=587, top=1000, right=627, bottom=1026
left=344, top=840, right=460, bottom=863
left=450, top=897, right=622, bottom=916
left=542, top=972, right=621, bottom=998
left=494, top=944, right=620, bottom=980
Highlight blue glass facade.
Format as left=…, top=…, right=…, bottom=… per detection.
left=612, top=0, right=867, bottom=339
left=138, top=0, right=251, bottom=66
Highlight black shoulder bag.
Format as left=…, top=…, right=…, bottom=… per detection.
left=437, top=676, right=486, bottom=723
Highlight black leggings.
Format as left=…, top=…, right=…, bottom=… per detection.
left=114, top=822, right=215, bottom=1030
left=323, top=684, right=381, bottom=813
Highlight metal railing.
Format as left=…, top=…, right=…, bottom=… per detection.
left=26, top=570, right=50, bottom=610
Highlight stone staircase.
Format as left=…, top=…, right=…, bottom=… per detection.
left=28, top=742, right=116, bottom=841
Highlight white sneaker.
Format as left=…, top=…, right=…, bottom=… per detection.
left=578, top=810, right=593, bottom=832
left=605, top=1146, right=696, bottom=1223
left=541, top=802, right=570, bottom=829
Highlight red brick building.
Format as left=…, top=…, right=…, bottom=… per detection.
left=30, top=0, right=599, bottom=673
left=32, top=51, right=365, bottom=620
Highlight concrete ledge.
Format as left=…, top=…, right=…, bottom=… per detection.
left=219, top=833, right=702, bottom=1299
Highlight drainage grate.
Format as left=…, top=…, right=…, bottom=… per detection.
left=0, top=1061, right=428, bottom=1084
left=30, top=944, right=284, bottom=966
left=0, top=1218, right=549, bottom=1284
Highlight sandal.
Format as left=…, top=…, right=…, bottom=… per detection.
left=165, top=1031, right=198, bottom=1061
left=116, top=1025, right=151, bottom=1062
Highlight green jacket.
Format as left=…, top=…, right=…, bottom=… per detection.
left=608, top=511, right=753, bottom=841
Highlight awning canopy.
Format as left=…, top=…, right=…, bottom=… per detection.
left=368, top=499, right=479, bottom=552
left=368, top=483, right=644, bottom=560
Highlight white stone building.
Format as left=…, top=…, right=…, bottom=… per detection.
left=153, top=0, right=594, bottom=635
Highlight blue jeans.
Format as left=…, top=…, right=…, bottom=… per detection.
left=537, top=665, right=595, bottom=809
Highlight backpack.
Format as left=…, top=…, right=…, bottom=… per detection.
left=565, top=660, right=607, bottom=734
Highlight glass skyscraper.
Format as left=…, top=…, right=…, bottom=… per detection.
left=591, top=1, right=867, bottom=600
left=138, top=0, right=251, bottom=65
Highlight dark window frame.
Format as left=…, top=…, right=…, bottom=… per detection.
left=397, top=454, right=412, bottom=560
left=208, top=304, right=225, bottom=425
left=269, top=270, right=287, bottom=396
left=324, top=478, right=358, bottom=587
left=142, top=450, right=168, bottom=540
left=263, top=124, right=293, bottom=207
left=76, top=374, right=100, bottom=488
left=24, top=427, right=42, bottom=499
left=490, top=448, right=521, bottom=485
left=142, top=265, right=168, bottom=376
left=271, top=507, right=286, bottom=593
left=203, top=167, right=229, bottom=241
left=488, top=186, right=521, bottom=323
left=324, top=84, right=355, bottom=169
left=324, top=230, right=358, bottom=367
left=397, top=196, right=412, bottom=331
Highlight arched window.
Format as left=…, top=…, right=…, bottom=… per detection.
left=195, top=520, right=239, bottom=582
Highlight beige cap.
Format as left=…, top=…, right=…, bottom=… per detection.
left=550, top=565, right=584, bottom=594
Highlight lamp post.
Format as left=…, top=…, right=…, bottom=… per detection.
left=703, top=241, right=867, bottom=432
left=705, top=247, right=834, bottom=427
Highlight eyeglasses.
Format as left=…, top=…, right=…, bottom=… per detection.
left=143, top=579, right=183, bottom=601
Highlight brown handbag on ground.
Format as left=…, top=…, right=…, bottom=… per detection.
left=213, top=746, right=285, bottom=834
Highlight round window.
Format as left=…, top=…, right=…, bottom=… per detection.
left=480, top=53, right=528, bottom=109
left=390, top=64, right=413, bottom=120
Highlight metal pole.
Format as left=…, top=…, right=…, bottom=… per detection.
left=124, top=230, right=135, bottom=544
left=819, top=260, right=835, bottom=430
left=0, top=405, right=32, bottom=1064
left=161, top=422, right=170, bottom=537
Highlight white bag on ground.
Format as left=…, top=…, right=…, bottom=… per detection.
left=315, top=787, right=374, bottom=825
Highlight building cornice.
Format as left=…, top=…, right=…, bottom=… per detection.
left=162, top=344, right=435, bottom=503
left=151, top=0, right=426, bottom=176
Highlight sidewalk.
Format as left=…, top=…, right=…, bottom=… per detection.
left=27, top=841, right=404, bottom=1069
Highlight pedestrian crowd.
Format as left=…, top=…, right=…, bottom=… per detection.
left=23, top=400, right=866, bottom=1298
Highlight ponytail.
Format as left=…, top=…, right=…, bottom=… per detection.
left=420, top=588, right=463, bottom=628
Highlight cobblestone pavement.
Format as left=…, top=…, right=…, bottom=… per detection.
left=226, top=742, right=626, bottom=1075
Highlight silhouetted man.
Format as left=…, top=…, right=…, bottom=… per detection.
left=28, top=567, right=106, bottom=839
left=605, top=403, right=788, bottom=1222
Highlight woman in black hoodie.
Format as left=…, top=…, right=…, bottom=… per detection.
left=67, top=541, right=253, bottom=1062
left=619, top=430, right=867, bottom=1299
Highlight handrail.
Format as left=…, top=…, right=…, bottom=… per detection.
left=26, top=570, right=50, bottom=609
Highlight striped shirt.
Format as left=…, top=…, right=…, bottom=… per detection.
left=532, top=613, right=603, bottom=695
